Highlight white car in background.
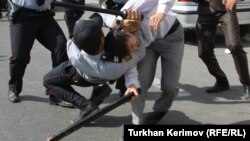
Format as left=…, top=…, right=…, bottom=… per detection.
left=99, top=0, right=250, bottom=38
left=171, top=0, right=250, bottom=37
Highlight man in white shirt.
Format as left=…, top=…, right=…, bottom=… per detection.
left=108, top=0, right=184, bottom=125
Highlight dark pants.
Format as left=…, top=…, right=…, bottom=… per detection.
left=9, top=9, right=68, bottom=94
left=0, top=0, right=7, bottom=10
left=62, top=0, right=85, bottom=38
left=196, top=7, right=250, bottom=86
left=43, top=61, right=98, bottom=108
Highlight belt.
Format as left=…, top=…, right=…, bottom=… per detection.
left=164, top=19, right=180, bottom=38
left=20, top=7, right=50, bottom=14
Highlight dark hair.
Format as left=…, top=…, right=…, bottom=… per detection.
left=104, top=29, right=130, bottom=59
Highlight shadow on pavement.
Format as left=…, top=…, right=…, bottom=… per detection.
left=21, top=95, right=48, bottom=103
left=231, top=120, right=250, bottom=125
left=77, top=110, right=201, bottom=127
left=179, top=84, right=250, bottom=104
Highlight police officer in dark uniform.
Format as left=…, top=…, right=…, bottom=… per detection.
left=7, top=0, right=72, bottom=107
left=0, top=0, right=7, bottom=19
left=62, top=0, right=85, bottom=38
left=192, top=0, right=250, bottom=94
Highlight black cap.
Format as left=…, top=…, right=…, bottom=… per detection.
left=73, top=13, right=103, bottom=55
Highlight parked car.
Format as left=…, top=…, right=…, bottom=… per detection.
left=172, top=0, right=250, bottom=37
left=99, top=0, right=250, bottom=37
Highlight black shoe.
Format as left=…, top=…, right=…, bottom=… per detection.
left=79, top=102, right=99, bottom=118
left=71, top=102, right=99, bottom=124
left=49, top=97, right=74, bottom=108
left=8, top=91, right=21, bottom=103
left=89, top=84, right=112, bottom=106
left=206, top=80, right=229, bottom=93
left=141, top=111, right=167, bottom=125
left=118, top=90, right=125, bottom=98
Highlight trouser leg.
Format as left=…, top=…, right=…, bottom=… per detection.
left=196, top=18, right=228, bottom=82
left=43, top=61, right=94, bottom=108
left=9, top=19, right=37, bottom=94
left=36, top=16, right=68, bottom=68
left=153, top=25, right=184, bottom=112
left=220, top=11, right=250, bottom=86
left=232, top=52, right=250, bottom=86
left=131, top=45, right=159, bottom=125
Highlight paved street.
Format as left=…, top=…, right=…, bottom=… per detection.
left=0, top=1, right=250, bottom=141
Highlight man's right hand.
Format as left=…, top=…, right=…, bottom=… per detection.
left=122, top=19, right=141, bottom=33
left=113, top=9, right=141, bottom=33
left=125, top=84, right=139, bottom=101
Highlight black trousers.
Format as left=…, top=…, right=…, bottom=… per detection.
left=196, top=6, right=250, bottom=86
left=43, top=61, right=98, bottom=108
left=62, top=0, right=85, bottom=38
left=0, top=0, right=7, bottom=10
left=9, top=9, right=68, bottom=94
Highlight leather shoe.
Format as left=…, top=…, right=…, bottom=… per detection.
left=8, top=91, right=21, bottom=103
left=71, top=102, right=99, bottom=124
left=49, top=97, right=74, bottom=108
left=79, top=102, right=99, bottom=118
left=141, top=111, right=167, bottom=125
left=206, top=80, right=229, bottom=93
left=89, top=84, right=112, bottom=106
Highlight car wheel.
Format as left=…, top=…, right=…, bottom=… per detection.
left=240, top=25, right=249, bottom=37
left=99, top=0, right=108, bottom=9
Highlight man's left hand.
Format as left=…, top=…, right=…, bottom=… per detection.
left=149, top=13, right=166, bottom=32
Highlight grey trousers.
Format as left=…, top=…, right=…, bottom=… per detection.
left=131, top=25, right=185, bottom=125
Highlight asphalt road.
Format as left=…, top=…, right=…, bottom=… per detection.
left=0, top=1, right=250, bottom=141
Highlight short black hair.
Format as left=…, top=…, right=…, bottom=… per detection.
left=104, top=29, right=130, bottom=59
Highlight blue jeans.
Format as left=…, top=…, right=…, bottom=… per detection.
left=131, top=25, right=184, bottom=125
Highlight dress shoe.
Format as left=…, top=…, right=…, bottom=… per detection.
left=79, top=102, right=99, bottom=118
left=49, top=97, right=74, bottom=108
left=141, top=111, right=167, bottom=125
left=71, top=102, right=99, bottom=124
left=8, top=91, right=21, bottom=103
left=89, top=84, right=112, bottom=106
left=206, top=80, right=229, bottom=93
